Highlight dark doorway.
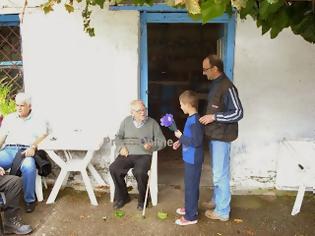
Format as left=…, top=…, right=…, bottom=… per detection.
left=147, top=23, right=224, bottom=186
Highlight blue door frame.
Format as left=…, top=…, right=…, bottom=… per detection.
left=109, top=5, right=236, bottom=106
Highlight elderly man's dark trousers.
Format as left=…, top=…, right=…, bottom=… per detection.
left=0, top=175, right=22, bottom=219
left=109, top=155, right=151, bottom=204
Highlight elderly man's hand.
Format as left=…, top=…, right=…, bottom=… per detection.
left=119, top=146, right=129, bottom=157
left=199, top=114, right=215, bottom=125
left=172, top=140, right=181, bottom=150
left=22, top=147, right=36, bottom=157
left=144, top=143, right=153, bottom=151
left=0, top=167, right=5, bottom=176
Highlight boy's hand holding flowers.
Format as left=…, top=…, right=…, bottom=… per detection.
left=174, top=130, right=182, bottom=139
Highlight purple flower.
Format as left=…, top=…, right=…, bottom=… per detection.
left=160, top=113, right=178, bottom=132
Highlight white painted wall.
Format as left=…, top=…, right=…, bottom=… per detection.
left=1, top=3, right=315, bottom=191
left=20, top=5, right=139, bottom=138
left=232, top=18, right=315, bottom=190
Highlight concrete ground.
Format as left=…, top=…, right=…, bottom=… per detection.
left=19, top=148, right=315, bottom=236
left=22, top=186, right=315, bottom=236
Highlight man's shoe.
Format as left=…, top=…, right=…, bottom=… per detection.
left=113, top=196, right=131, bottom=209
left=25, top=202, right=36, bottom=213
left=137, top=201, right=149, bottom=211
left=202, top=201, right=216, bottom=210
left=205, top=210, right=229, bottom=222
left=4, top=215, right=33, bottom=235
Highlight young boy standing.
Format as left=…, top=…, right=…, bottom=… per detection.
left=173, top=90, right=204, bottom=226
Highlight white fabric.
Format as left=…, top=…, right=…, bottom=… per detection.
left=0, top=112, right=47, bottom=145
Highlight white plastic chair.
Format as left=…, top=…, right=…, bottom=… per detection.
left=35, top=171, right=47, bottom=202
left=109, top=145, right=158, bottom=206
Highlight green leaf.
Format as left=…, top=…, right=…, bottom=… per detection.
left=291, top=12, right=315, bottom=43
left=239, top=0, right=257, bottom=19
left=94, top=0, right=105, bottom=8
left=114, top=210, right=125, bottom=218
left=41, top=4, right=54, bottom=14
left=269, top=6, right=289, bottom=38
left=157, top=211, right=168, bottom=220
left=261, top=20, right=271, bottom=34
left=64, top=3, right=74, bottom=13
left=201, top=0, right=228, bottom=23
left=185, top=0, right=201, bottom=15
left=259, top=0, right=283, bottom=20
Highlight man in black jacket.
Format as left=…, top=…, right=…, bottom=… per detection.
left=0, top=167, right=32, bottom=234
left=200, top=54, right=243, bottom=222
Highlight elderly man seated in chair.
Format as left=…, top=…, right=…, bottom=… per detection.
left=109, top=100, right=166, bottom=210
left=0, top=92, right=48, bottom=213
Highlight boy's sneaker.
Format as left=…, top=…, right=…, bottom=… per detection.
left=205, top=210, right=229, bottom=222
left=175, top=216, right=198, bottom=226
left=176, top=207, right=198, bottom=216
left=176, top=207, right=186, bottom=216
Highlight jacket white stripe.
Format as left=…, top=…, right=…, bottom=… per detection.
left=216, top=87, right=243, bottom=122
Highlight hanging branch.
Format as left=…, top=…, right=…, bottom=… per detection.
left=20, top=0, right=28, bottom=23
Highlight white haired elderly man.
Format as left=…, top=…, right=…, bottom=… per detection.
left=0, top=92, right=48, bottom=213
left=109, top=100, right=166, bottom=210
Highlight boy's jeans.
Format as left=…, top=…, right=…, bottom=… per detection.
left=0, top=146, right=36, bottom=203
left=209, top=140, right=231, bottom=218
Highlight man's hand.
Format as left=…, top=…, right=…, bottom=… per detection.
left=144, top=143, right=153, bottom=151
left=172, top=140, right=181, bottom=150
left=199, top=114, right=215, bottom=125
left=119, top=146, right=129, bottom=157
left=175, top=130, right=182, bottom=139
left=22, top=147, right=36, bottom=157
left=0, top=167, right=5, bottom=176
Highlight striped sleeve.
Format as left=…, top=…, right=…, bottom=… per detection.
left=215, top=87, right=243, bottom=123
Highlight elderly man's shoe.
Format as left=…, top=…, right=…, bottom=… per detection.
left=25, top=202, right=36, bottom=213
left=4, top=215, right=33, bottom=235
left=113, top=196, right=131, bottom=209
left=137, top=201, right=150, bottom=211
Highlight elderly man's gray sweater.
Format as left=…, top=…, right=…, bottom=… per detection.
left=114, top=116, right=166, bottom=156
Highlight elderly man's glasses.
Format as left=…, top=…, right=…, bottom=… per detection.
left=133, top=108, right=147, bottom=113
left=203, top=66, right=213, bottom=72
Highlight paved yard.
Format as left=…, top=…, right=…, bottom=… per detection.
left=21, top=186, right=315, bottom=236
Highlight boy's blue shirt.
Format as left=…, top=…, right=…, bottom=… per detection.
left=179, top=113, right=204, bottom=165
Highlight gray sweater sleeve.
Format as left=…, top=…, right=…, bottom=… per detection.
left=152, top=120, right=166, bottom=152
left=114, top=118, right=126, bottom=153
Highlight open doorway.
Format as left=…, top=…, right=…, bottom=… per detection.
left=147, top=23, right=224, bottom=186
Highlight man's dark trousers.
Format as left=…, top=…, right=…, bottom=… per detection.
left=109, top=155, right=151, bottom=204
left=0, top=175, right=22, bottom=219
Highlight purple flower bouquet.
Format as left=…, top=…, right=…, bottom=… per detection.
left=160, top=113, right=178, bottom=132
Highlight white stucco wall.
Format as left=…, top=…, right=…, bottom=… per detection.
left=232, top=18, right=315, bottom=190
left=1, top=2, right=315, bottom=191
left=20, top=5, right=139, bottom=138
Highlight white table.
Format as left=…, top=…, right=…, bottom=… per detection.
left=38, top=133, right=106, bottom=206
